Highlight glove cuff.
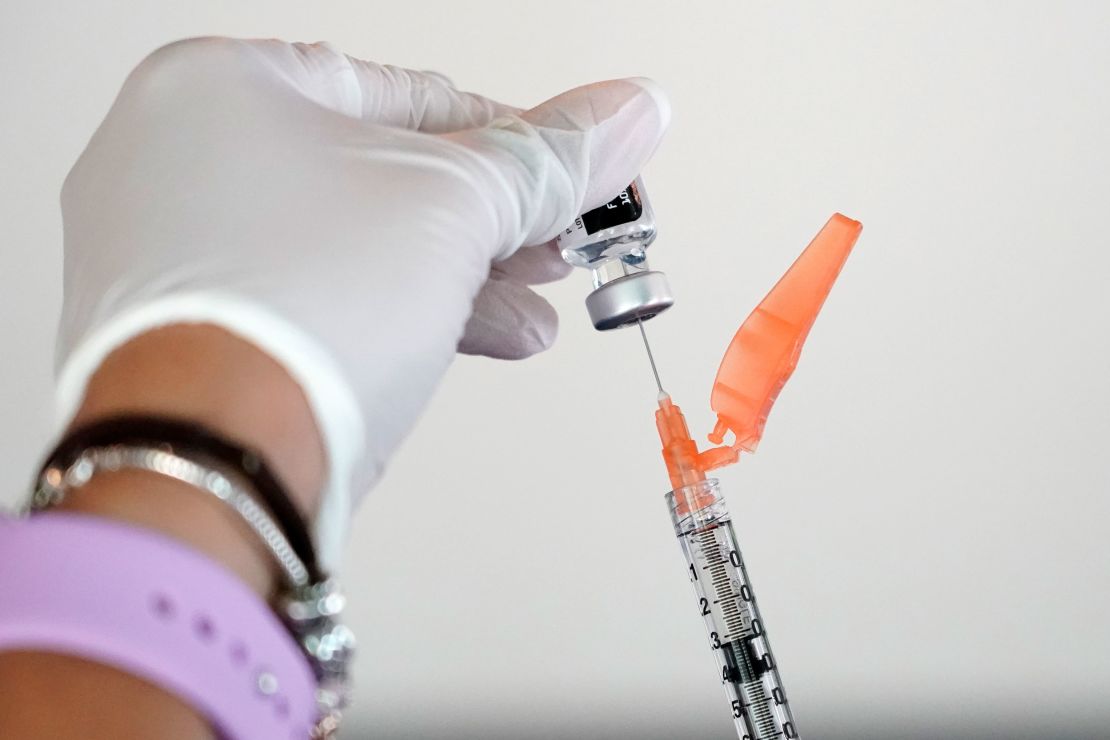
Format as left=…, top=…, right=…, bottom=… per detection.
left=54, top=291, right=365, bottom=572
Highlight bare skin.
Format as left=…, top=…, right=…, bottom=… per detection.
left=0, top=324, right=326, bottom=739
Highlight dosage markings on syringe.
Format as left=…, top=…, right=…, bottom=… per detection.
left=740, top=680, right=780, bottom=739
left=694, top=527, right=755, bottom=642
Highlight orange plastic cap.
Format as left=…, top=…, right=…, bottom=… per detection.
left=707, top=213, right=862, bottom=452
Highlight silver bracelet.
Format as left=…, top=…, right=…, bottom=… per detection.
left=33, top=445, right=309, bottom=585
left=29, top=444, right=355, bottom=739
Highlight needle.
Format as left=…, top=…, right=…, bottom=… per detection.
left=637, top=318, right=666, bottom=397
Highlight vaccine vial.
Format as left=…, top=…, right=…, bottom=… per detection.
left=557, top=178, right=674, bottom=330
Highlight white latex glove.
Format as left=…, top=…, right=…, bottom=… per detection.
left=58, top=37, right=670, bottom=570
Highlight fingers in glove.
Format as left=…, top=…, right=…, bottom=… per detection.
left=128, top=38, right=519, bottom=133
left=458, top=277, right=559, bottom=360
left=446, top=77, right=670, bottom=260
left=519, top=77, right=671, bottom=212
left=458, top=245, right=571, bottom=359
left=491, top=242, right=572, bottom=285
left=334, top=51, right=520, bottom=132
left=248, top=39, right=520, bottom=131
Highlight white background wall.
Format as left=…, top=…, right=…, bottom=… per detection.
left=2, top=2, right=1108, bottom=737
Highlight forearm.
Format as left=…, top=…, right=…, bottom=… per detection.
left=0, top=324, right=325, bottom=739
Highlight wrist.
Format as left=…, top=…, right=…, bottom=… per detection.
left=57, top=324, right=326, bottom=596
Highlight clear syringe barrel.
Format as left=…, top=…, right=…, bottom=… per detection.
left=666, top=479, right=799, bottom=740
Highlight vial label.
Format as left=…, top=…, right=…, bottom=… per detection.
left=581, top=181, right=643, bottom=235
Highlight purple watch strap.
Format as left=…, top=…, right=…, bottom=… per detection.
left=0, top=514, right=316, bottom=740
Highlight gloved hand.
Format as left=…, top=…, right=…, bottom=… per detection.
left=57, top=37, right=670, bottom=569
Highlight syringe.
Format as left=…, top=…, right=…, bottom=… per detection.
left=671, top=477, right=796, bottom=739
left=636, top=214, right=862, bottom=739
left=638, top=323, right=797, bottom=739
